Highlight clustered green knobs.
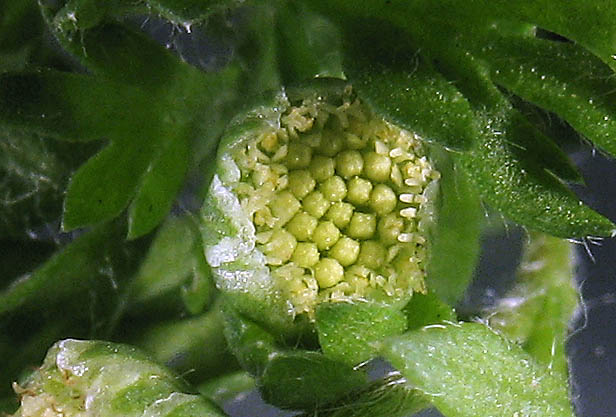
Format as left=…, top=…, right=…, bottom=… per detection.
left=221, top=85, right=440, bottom=317
left=11, top=340, right=225, bottom=417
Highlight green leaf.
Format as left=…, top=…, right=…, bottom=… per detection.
left=457, top=114, right=615, bottom=238
left=298, top=373, right=429, bottom=417
left=455, top=0, right=616, bottom=72
left=308, top=0, right=616, bottom=73
left=403, top=292, right=457, bottom=330
left=39, top=4, right=189, bottom=90
left=276, top=1, right=344, bottom=84
left=382, top=322, right=575, bottom=417
left=487, top=233, right=577, bottom=376
left=0, top=71, right=154, bottom=142
left=129, top=302, right=237, bottom=384
left=127, top=135, right=190, bottom=239
left=128, top=215, right=214, bottom=316
left=316, top=302, right=407, bottom=366
left=62, top=140, right=155, bottom=230
left=477, top=35, right=616, bottom=158
left=222, top=304, right=367, bottom=410
left=260, top=350, right=368, bottom=410
left=422, top=42, right=613, bottom=237
left=343, top=23, right=477, bottom=151
left=198, top=372, right=255, bottom=406
left=426, top=149, right=482, bottom=303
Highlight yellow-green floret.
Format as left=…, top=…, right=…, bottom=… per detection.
left=229, top=87, right=440, bottom=317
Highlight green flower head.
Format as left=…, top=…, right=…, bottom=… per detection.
left=201, top=81, right=439, bottom=330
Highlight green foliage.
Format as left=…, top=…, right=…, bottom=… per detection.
left=298, top=373, right=429, bottom=417
left=382, top=322, right=575, bottom=417
left=487, top=233, right=578, bottom=376
left=222, top=305, right=367, bottom=409
left=316, top=302, right=407, bottom=365
left=128, top=215, right=214, bottom=316
left=2, top=0, right=616, bottom=416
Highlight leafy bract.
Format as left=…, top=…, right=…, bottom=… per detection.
left=382, top=322, right=575, bottom=417
left=222, top=305, right=367, bottom=410
left=488, top=233, right=577, bottom=376
left=260, top=350, right=368, bottom=410
left=403, top=292, right=457, bottom=330
left=298, top=373, right=428, bottom=417
left=316, top=302, right=407, bottom=366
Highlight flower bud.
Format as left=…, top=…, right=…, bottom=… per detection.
left=201, top=81, right=439, bottom=331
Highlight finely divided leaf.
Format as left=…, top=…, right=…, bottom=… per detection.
left=456, top=0, right=616, bottom=72
left=425, top=44, right=614, bottom=238
left=458, top=114, right=615, bottom=238
left=382, top=322, right=575, bottom=417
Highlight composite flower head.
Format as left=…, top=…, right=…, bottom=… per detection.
left=201, top=82, right=439, bottom=327
left=10, top=339, right=224, bottom=417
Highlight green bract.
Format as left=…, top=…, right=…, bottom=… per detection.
left=201, top=80, right=439, bottom=332
left=11, top=339, right=227, bottom=417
